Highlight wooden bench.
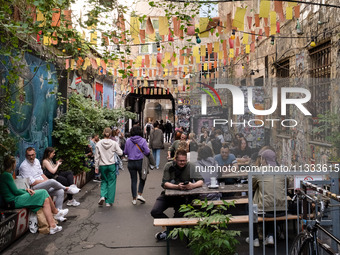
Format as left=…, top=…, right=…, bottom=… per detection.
left=193, top=196, right=292, bottom=206
left=154, top=214, right=298, bottom=255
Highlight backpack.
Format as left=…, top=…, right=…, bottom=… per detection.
left=146, top=124, right=151, bottom=133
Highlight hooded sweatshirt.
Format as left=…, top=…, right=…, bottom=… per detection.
left=124, top=136, right=150, bottom=160
left=95, top=138, right=123, bottom=169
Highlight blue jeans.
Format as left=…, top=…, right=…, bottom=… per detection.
left=152, top=149, right=160, bottom=168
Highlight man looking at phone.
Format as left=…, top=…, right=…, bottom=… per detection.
left=151, top=149, right=203, bottom=240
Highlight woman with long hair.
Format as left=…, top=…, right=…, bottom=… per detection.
left=42, top=147, right=80, bottom=207
left=233, top=137, right=252, bottom=165
left=124, top=125, right=150, bottom=205
left=0, top=156, right=68, bottom=234
left=95, top=127, right=123, bottom=207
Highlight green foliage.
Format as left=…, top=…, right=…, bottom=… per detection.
left=0, top=124, right=18, bottom=172
left=52, top=93, right=136, bottom=174
left=168, top=199, right=240, bottom=255
left=313, top=112, right=340, bottom=160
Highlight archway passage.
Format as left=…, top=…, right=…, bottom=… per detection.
left=124, top=86, right=176, bottom=131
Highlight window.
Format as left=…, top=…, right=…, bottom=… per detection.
left=309, top=41, right=331, bottom=141
left=276, top=59, right=290, bottom=134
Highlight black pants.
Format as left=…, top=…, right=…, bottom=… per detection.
left=165, top=132, right=171, bottom=143
left=253, top=211, right=286, bottom=238
left=127, top=159, right=145, bottom=198
left=56, top=171, right=74, bottom=200
left=151, top=193, right=194, bottom=218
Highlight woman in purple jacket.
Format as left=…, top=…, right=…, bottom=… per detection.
left=124, top=125, right=150, bottom=205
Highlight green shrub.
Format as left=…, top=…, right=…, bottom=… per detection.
left=168, top=199, right=240, bottom=255
left=52, top=93, right=135, bottom=174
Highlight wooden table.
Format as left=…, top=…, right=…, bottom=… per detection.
left=164, top=184, right=249, bottom=196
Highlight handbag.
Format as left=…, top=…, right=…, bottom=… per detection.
left=135, top=144, right=155, bottom=180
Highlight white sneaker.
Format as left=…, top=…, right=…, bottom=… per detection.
left=66, top=187, right=80, bottom=195
left=264, top=236, right=274, bottom=245
left=55, top=216, right=67, bottom=222
left=67, top=199, right=80, bottom=207
left=132, top=200, right=137, bottom=205
left=246, top=237, right=260, bottom=247
left=98, top=197, right=105, bottom=206
left=106, top=203, right=111, bottom=207
left=137, top=195, right=146, bottom=203
left=50, top=225, right=62, bottom=235
left=55, top=208, right=69, bottom=217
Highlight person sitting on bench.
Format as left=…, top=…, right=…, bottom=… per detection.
left=151, top=149, right=203, bottom=240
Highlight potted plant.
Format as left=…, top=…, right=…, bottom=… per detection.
left=168, top=199, right=240, bottom=255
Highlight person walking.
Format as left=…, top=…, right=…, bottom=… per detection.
left=95, top=127, right=123, bottom=207
left=42, top=147, right=80, bottom=207
left=149, top=122, right=164, bottom=170
left=124, top=125, right=150, bottom=205
left=164, top=121, right=172, bottom=143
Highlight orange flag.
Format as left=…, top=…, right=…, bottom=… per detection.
left=146, top=17, right=154, bottom=34
left=172, top=17, right=180, bottom=37
left=63, top=10, right=72, bottom=29
left=255, top=14, right=260, bottom=27
left=140, top=30, right=145, bottom=43
left=51, top=8, right=61, bottom=27
left=274, top=1, right=285, bottom=21
left=294, top=6, right=300, bottom=18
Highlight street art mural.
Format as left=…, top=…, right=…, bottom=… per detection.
left=6, top=53, right=58, bottom=163
left=95, top=82, right=103, bottom=107
left=103, top=81, right=114, bottom=109
left=69, top=76, right=94, bottom=99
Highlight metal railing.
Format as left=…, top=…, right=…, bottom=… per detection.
left=247, top=170, right=340, bottom=255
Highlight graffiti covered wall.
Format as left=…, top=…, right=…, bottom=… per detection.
left=103, top=80, right=114, bottom=109
left=6, top=53, right=58, bottom=163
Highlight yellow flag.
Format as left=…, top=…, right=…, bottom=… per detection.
left=130, top=17, right=140, bottom=44
left=135, top=56, right=142, bottom=67
left=43, top=33, right=51, bottom=46
left=193, top=46, right=199, bottom=57
left=70, top=59, right=75, bottom=70
left=196, top=55, right=200, bottom=63
left=184, top=67, right=188, bottom=73
left=159, top=17, right=169, bottom=36
left=174, top=56, right=178, bottom=66
left=199, top=18, right=209, bottom=38
left=270, top=12, right=276, bottom=26
left=133, top=70, right=138, bottom=77
left=245, top=45, right=250, bottom=53
left=270, top=25, right=276, bottom=35
left=200, top=45, right=206, bottom=57
left=96, top=58, right=101, bottom=66
left=152, top=56, right=156, bottom=67
left=286, top=7, right=293, bottom=20
left=164, top=52, right=171, bottom=64
left=82, top=58, right=91, bottom=70
left=259, top=0, right=270, bottom=18
left=185, top=56, right=189, bottom=65
left=288, top=2, right=297, bottom=7
left=89, top=25, right=97, bottom=45
left=214, top=42, right=220, bottom=52
left=203, top=63, right=208, bottom=71
left=36, top=10, right=45, bottom=27
left=229, top=49, right=234, bottom=58
left=232, top=7, right=247, bottom=30
left=218, top=51, right=223, bottom=60
left=243, top=34, right=249, bottom=44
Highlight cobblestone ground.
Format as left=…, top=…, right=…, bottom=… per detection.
left=3, top=143, right=295, bottom=255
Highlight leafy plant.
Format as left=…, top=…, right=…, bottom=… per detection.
left=313, top=111, right=340, bottom=161
left=0, top=124, right=18, bottom=172
left=168, top=199, right=240, bottom=255
left=52, top=93, right=136, bottom=174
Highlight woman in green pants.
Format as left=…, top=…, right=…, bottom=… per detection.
left=95, top=127, right=123, bottom=207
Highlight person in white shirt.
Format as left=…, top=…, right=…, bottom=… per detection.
left=19, top=147, right=79, bottom=213
left=95, top=127, right=123, bottom=207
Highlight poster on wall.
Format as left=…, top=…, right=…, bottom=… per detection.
left=103, top=81, right=114, bottom=109
left=95, top=82, right=103, bottom=107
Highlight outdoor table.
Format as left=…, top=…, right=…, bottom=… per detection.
left=219, top=171, right=249, bottom=179
left=164, top=183, right=249, bottom=196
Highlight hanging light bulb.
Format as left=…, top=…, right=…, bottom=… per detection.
left=250, top=70, right=255, bottom=75
left=196, top=34, right=201, bottom=44
left=310, top=37, right=316, bottom=47
left=242, top=64, right=245, bottom=69
left=270, top=36, right=275, bottom=45
left=156, top=41, right=161, bottom=51
left=231, top=29, right=236, bottom=40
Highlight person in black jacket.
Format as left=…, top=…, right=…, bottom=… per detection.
left=164, top=121, right=172, bottom=143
